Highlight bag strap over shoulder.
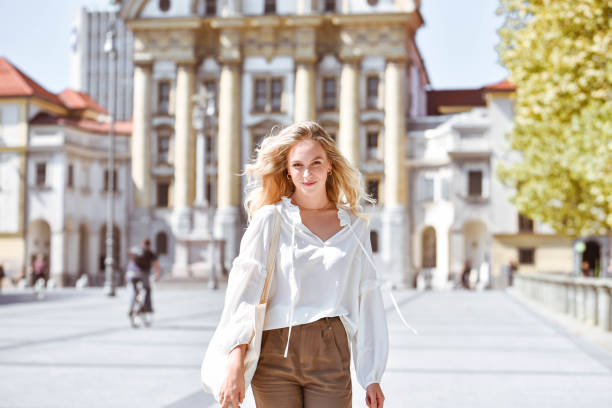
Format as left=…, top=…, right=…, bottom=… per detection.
left=259, top=206, right=281, bottom=305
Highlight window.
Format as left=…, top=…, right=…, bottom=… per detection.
left=322, top=77, right=337, bottom=110
left=157, top=182, right=169, bottom=207
left=366, top=75, right=379, bottom=110
left=366, top=131, right=379, bottom=160
left=324, top=0, right=336, bottom=12
left=264, top=0, right=276, bottom=14
left=35, top=163, right=46, bottom=187
left=157, top=129, right=171, bottom=163
left=158, top=81, right=171, bottom=115
left=253, top=78, right=284, bottom=113
left=67, top=164, right=74, bottom=188
left=159, top=0, right=170, bottom=12
left=418, top=175, right=434, bottom=202
left=155, top=232, right=168, bottom=255
left=518, top=214, right=534, bottom=233
left=270, top=79, right=282, bottom=112
left=441, top=178, right=450, bottom=201
left=370, top=230, right=379, bottom=253
left=254, top=79, right=267, bottom=112
left=519, top=248, right=535, bottom=265
left=103, top=169, right=118, bottom=192
left=204, top=0, right=216, bottom=16
left=468, top=170, right=482, bottom=197
left=367, top=179, right=379, bottom=203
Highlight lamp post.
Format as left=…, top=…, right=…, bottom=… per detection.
left=193, top=88, right=218, bottom=289
left=103, top=2, right=119, bottom=296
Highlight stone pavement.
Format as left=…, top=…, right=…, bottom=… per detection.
left=1, top=285, right=611, bottom=408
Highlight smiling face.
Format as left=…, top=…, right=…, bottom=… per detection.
left=287, top=139, right=332, bottom=200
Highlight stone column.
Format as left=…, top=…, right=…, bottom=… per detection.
left=131, top=62, right=153, bottom=208
left=294, top=61, right=316, bottom=122
left=338, top=59, right=360, bottom=167
left=215, top=61, right=241, bottom=272
left=172, top=62, right=197, bottom=235
left=597, top=285, right=611, bottom=331
left=382, top=58, right=410, bottom=287
left=585, top=283, right=598, bottom=326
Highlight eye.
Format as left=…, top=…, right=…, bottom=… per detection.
left=292, top=163, right=302, bottom=168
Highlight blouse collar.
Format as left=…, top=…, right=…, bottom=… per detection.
left=280, top=195, right=351, bottom=227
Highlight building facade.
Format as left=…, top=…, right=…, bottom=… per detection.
left=408, top=81, right=581, bottom=289
left=119, top=0, right=429, bottom=285
left=70, top=7, right=135, bottom=121
left=0, top=57, right=132, bottom=287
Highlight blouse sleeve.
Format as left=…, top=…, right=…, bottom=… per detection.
left=352, top=220, right=389, bottom=390
left=214, top=206, right=276, bottom=355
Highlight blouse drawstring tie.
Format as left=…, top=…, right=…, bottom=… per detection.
left=283, top=220, right=298, bottom=358
left=346, top=223, right=418, bottom=335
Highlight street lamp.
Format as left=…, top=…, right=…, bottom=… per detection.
left=193, top=88, right=218, bottom=289
left=103, top=3, right=119, bottom=296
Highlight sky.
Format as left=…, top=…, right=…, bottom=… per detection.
left=0, top=0, right=508, bottom=94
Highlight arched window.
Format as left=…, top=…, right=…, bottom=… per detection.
left=159, top=0, right=170, bottom=12
left=156, top=232, right=168, bottom=255
left=370, top=230, right=379, bottom=253
left=422, top=227, right=436, bottom=268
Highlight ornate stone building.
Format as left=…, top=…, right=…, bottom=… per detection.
left=119, top=0, right=429, bottom=285
left=0, top=57, right=132, bottom=286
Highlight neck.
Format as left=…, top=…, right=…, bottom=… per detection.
left=290, top=192, right=332, bottom=210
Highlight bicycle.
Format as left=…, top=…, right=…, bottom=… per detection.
left=128, top=279, right=152, bottom=328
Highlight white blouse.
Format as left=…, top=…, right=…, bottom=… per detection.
left=216, top=196, right=390, bottom=389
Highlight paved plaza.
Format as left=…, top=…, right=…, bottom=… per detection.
left=1, top=284, right=612, bottom=408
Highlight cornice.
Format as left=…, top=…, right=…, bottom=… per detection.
left=127, top=18, right=202, bottom=31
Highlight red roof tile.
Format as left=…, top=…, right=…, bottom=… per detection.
left=483, top=79, right=516, bottom=92
left=0, top=57, right=64, bottom=106
left=59, top=89, right=108, bottom=114
left=30, top=112, right=132, bottom=135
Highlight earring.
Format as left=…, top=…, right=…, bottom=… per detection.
left=287, top=173, right=291, bottom=180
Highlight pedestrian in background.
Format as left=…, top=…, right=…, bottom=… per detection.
left=208, top=122, right=395, bottom=408
left=461, top=260, right=472, bottom=290
left=127, top=239, right=161, bottom=322
left=31, top=254, right=48, bottom=287
left=0, top=262, right=5, bottom=293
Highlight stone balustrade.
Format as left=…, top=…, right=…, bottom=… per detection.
left=515, top=273, right=612, bottom=332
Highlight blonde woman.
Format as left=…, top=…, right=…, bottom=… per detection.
left=217, top=121, right=389, bottom=408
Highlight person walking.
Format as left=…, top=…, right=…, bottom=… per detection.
left=207, top=122, right=400, bottom=408
left=31, top=254, right=48, bottom=287
left=460, top=260, right=472, bottom=290
left=127, top=239, right=161, bottom=323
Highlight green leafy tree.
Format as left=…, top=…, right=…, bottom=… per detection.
left=497, top=0, right=612, bottom=237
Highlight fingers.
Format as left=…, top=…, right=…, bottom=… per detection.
left=377, top=390, right=385, bottom=408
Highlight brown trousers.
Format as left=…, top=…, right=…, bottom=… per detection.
left=251, top=316, right=352, bottom=408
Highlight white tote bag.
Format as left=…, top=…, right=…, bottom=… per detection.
left=201, top=207, right=281, bottom=402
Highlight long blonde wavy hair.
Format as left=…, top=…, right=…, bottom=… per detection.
left=243, top=121, right=374, bottom=221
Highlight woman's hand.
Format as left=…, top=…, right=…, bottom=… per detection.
left=365, top=383, right=385, bottom=408
left=219, top=345, right=247, bottom=408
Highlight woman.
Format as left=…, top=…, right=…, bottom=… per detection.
left=216, top=122, right=389, bottom=408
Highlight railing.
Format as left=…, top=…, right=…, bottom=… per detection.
left=515, top=273, right=612, bottom=332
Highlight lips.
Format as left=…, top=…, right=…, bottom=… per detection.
left=303, top=181, right=316, bottom=186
